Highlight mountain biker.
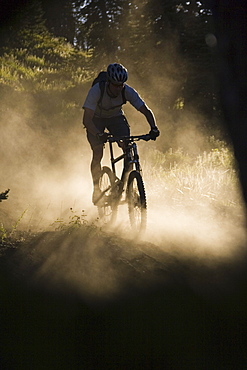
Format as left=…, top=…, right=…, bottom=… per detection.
left=82, top=62, right=160, bottom=205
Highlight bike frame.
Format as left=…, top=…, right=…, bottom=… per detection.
left=98, top=134, right=150, bottom=230
left=107, top=134, right=149, bottom=183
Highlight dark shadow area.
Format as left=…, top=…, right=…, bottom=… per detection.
left=208, top=0, right=247, bottom=219
left=1, top=230, right=247, bottom=369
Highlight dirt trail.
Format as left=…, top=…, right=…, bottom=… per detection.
left=1, top=227, right=247, bottom=369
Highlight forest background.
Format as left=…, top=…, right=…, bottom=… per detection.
left=0, top=0, right=223, bottom=139
left=0, top=0, right=240, bottom=229
left=2, top=4, right=247, bottom=370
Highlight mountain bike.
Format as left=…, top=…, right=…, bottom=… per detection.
left=97, top=134, right=151, bottom=233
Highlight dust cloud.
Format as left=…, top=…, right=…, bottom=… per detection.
left=0, top=92, right=96, bottom=230
left=1, top=56, right=246, bottom=261
left=1, top=81, right=246, bottom=307
left=1, top=17, right=246, bottom=305
left=1, top=6, right=247, bottom=369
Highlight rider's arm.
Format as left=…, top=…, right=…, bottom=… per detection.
left=83, top=108, right=101, bottom=136
left=139, top=104, right=157, bottom=129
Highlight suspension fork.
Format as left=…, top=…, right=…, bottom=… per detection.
left=109, top=140, right=115, bottom=174
left=122, top=142, right=141, bottom=174
left=132, top=142, right=141, bottom=172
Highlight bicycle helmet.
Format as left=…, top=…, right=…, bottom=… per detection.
left=107, top=63, right=128, bottom=84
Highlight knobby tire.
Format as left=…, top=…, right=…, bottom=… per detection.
left=98, top=166, right=118, bottom=224
left=127, top=170, right=147, bottom=233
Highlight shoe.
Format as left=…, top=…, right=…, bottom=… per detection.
left=92, top=187, right=104, bottom=205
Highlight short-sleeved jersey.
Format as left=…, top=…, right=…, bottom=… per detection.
left=82, top=83, right=145, bottom=118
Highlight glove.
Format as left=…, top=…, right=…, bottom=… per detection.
left=149, top=126, right=160, bottom=140
left=97, top=132, right=108, bottom=144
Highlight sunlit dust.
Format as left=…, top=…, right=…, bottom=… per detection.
left=1, top=47, right=247, bottom=308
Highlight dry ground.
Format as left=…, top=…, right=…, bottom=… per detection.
left=1, top=225, right=247, bottom=369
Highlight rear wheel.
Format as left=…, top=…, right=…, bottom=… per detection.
left=98, top=166, right=118, bottom=224
left=127, top=170, right=147, bottom=233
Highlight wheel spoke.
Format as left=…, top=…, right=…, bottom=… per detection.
left=98, top=167, right=118, bottom=224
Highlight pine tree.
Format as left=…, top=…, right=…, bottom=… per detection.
left=40, top=0, right=76, bottom=44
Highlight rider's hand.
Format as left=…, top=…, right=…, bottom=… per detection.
left=97, top=132, right=108, bottom=144
left=149, top=126, right=160, bottom=140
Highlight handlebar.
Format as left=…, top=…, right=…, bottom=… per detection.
left=107, top=134, right=151, bottom=143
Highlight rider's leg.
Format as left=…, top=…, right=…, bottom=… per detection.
left=91, top=144, right=104, bottom=204
left=107, top=115, right=130, bottom=148
left=86, top=117, right=105, bottom=204
left=107, top=115, right=130, bottom=169
left=107, top=115, right=130, bottom=136
left=91, top=144, right=104, bottom=187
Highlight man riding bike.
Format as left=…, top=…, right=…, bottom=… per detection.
left=82, top=62, right=160, bottom=205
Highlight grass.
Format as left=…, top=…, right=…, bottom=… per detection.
left=50, top=208, right=89, bottom=232
left=0, top=209, right=28, bottom=251
left=141, top=136, right=243, bottom=219
left=0, top=136, right=244, bottom=246
left=0, top=46, right=92, bottom=92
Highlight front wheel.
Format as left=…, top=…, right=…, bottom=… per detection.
left=127, top=170, right=147, bottom=233
left=97, top=166, right=118, bottom=224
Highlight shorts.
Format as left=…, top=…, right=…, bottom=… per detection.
left=87, top=115, right=130, bottom=149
